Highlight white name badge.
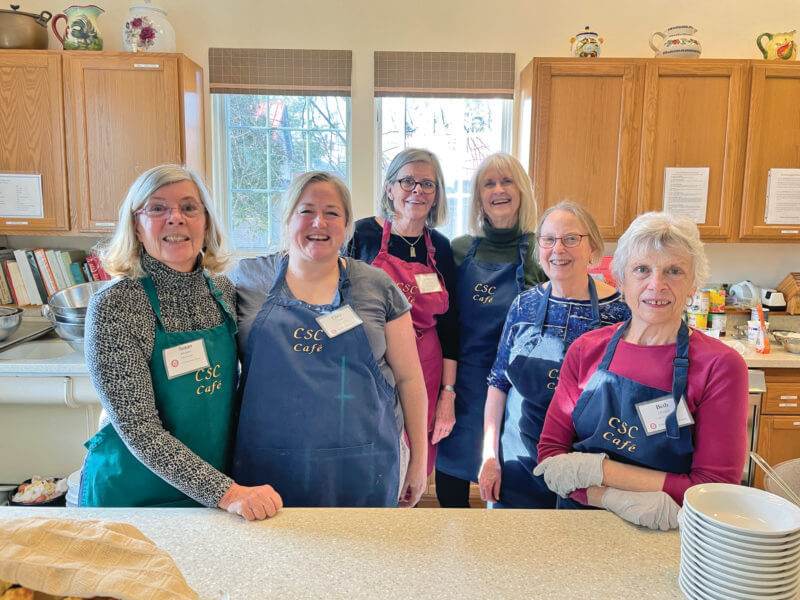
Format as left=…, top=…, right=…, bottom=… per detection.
left=415, top=273, right=443, bottom=294
left=635, top=394, right=695, bottom=436
left=316, top=305, right=363, bottom=338
left=162, top=339, right=210, bottom=380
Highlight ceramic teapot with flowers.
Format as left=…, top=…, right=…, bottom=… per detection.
left=122, top=0, right=175, bottom=52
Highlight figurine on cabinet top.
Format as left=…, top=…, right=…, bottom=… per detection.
left=570, top=26, right=603, bottom=58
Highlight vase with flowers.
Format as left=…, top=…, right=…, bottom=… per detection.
left=122, top=0, right=175, bottom=52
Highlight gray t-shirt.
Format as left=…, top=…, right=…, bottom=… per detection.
left=229, top=254, right=411, bottom=427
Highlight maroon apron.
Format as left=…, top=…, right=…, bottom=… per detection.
left=371, top=219, right=449, bottom=475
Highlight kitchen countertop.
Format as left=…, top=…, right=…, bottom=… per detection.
left=0, top=506, right=683, bottom=599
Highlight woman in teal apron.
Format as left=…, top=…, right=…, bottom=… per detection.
left=535, top=212, right=749, bottom=530
left=436, top=153, right=545, bottom=507
left=479, top=201, right=628, bottom=508
left=80, top=164, right=282, bottom=521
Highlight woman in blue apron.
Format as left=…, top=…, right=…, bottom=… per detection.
left=535, top=212, right=749, bottom=530
left=230, top=171, right=429, bottom=507
left=478, top=201, right=629, bottom=508
left=435, top=153, right=546, bottom=507
left=80, top=164, right=282, bottom=521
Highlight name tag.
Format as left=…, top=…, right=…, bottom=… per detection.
left=316, top=305, right=363, bottom=338
left=415, top=273, right=442, bottom=294
left=162, top=339, right=210, bottom=380
left=635, top=394, right=694, bottom=436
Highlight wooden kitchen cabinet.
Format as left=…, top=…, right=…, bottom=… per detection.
left=0, top=50, right=205, bottom=236
left=754, top=369, right=800, bottom=490
left=0, top=52, right=70, bottom=233
left=739, top=63, right=800, bottom=242
left=519, top=59, right=644, bottom=240
left=637, top=61, right=748, bottom=240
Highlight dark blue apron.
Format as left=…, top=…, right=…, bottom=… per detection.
left=558, top=319, right=695, bottom=509
left=494, top=276, right=600, bottom=508
left=436, top=234, right=529, bottom=482
left=232, top=256, right=400, bottom=507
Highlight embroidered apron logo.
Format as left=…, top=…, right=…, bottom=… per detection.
left=397, top=281, right=418, bottom=304
left=602, top=416, right=639, bottom=453
left=472, top=283, right=496, bottom=304
left=546, top=367, right=560, bottom=390
left=195, top=363, right=223, bottom=395
left=293, top=326, right=324, bottom=354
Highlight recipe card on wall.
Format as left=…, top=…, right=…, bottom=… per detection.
left=662, top=167, right=709, bottom=224
left=765, top=168, right=800, bottom=224
left=0, top=173, right=44, bottom=219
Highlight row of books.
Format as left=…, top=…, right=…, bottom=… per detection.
left=0, top=248, right=110, bottom=306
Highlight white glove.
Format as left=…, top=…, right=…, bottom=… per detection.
left=532, top=452, right=607, bottom=497
left=601, top=488, right=680, bottom=531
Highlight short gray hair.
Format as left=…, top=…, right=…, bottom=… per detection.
left=469, top=152, right=537, bottom=236
left=98, top=164, right=228, bottom=278
left=379, top=148, right=448, bottom=228
left=534, top=200, right=605, bottom=267
left=612, top=211, right=709, bottom=290
left=280, top=171, right=354, bottom=250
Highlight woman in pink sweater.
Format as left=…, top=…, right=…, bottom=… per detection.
left=535, top=212, right=748, bottom=531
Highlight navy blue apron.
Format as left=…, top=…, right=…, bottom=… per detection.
left=494, top=277, right=600, bottom=508
left=232, top=256, right=400, bottom=507
left=436, top=234, right=529, bottom=482
left=558, top=319, right=694, bottom=509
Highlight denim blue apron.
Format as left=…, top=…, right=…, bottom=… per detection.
left=558, top=319, right=694, bottom=509
left=494, top=276, right=600, bottom=508
left=435, top=234, right=528, bottom=483
left=80, top=274, right=238, bottom=507
left=232, top=256, right=400, bottom=507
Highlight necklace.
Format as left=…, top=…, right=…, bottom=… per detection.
left=392, top=228, right=423, bottom=258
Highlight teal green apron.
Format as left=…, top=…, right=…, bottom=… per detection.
left=79, top=274, right=238, bottom=507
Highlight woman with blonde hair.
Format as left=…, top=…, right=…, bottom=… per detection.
left=435, top=152, right=546, bottom=507
left=80, top=164, right=282, bottom=521
left=231, top=171, right=428, bottom=507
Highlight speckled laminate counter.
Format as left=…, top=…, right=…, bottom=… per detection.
left=0, top=506, right=683, bottom=599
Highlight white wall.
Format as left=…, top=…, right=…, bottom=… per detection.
left=13, top=0, right=800, bottom=287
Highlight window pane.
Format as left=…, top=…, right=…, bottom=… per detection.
left=229, top=129, right=268, bottom=190
left=380, top=97, right=510, bottom=239
left=309, top=131, right=348, bottom=176
left=309, top=96, right=347, bottom=130
left=227, top=95, right=267, bottom=128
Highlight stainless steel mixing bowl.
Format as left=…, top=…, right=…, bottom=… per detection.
left=0, top=307, right=23, bottom=341
left=46, top=281, right=107, bottom=316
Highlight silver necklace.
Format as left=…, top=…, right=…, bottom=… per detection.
left=392, top=228, right=423, bottom=258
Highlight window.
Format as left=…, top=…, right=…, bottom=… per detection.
left=378, top=97, right=512, bottom=239
left=213, top=94, right=350, bottom=250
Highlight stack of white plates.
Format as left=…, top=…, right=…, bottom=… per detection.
left=678, top=483, right=800, bottom=600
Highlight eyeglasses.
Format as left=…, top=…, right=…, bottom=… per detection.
left=536, top=234, right=589, bottom=248
left=134, top=202, right=207, bottom=220
left=393, top=176, right=437, bottom=194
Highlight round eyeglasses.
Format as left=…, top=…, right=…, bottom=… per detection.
left=393, top=176, right=437, bottom=194
left=134, top=203, right=207, bottom=220
left=536, top=234, right=589, bottom=248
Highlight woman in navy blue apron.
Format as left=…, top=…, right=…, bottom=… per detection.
left=435, top=153, right=546, bottom=507
left=536, top=212, right=749, bottom=530
left=478, top=201, right=629, bottom=508
left=230, top=172, right=429, bottom=507
left=80, top=164, right=281, bottom=521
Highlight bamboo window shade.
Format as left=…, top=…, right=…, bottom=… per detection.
left=208, top=48, right=352, bottom=96
left=374, top=51, right=515, bottom=99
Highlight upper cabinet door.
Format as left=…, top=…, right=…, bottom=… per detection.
left=526, top=59, right=644, bottom=241
left=63, top=53, right=182, bottom=233
left=637, top=61, right=749, bottom=240
left=740, top=63, right=800, bottom=241
left=0, top=52, right=70, bottom=233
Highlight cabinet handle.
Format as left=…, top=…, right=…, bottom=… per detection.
left=93, top=222, right=115, bottom=227
left=779, top=230, right=799, bottom=234
left=779, top=403, right=798, bottom=407
left=134, top=63, right=159, bottom=69
left=780, top=395, right=798, bottom=400
left=4, top=221, right=29, bottom=225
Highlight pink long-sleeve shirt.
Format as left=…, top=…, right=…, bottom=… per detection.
left=537, top=324, right=749, bottom=505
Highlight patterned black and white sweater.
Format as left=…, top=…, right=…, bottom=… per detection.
left=84, top=252, right=237, bottom=507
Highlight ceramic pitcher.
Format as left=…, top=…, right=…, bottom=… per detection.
left=570, top=26, right=603, bottom=58
left=51, top=4, right=103, bottom=50
left=649, top=25, right=702, bottom=58
left=757, top=31, right=797, bottom=60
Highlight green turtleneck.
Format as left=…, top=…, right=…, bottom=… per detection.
left=450, top=220, right=547, bottom=289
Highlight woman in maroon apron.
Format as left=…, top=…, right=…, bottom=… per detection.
left=347, top=149, right=458, bottom=477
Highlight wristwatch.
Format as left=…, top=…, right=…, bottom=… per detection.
left=441, top=384, right=456, bottom=393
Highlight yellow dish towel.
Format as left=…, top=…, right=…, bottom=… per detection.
left=0, top=518, right=199, bottom=600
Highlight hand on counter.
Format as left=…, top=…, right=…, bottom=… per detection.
left=478, top=457, right=501, bottom=503
left=218, top=482, right=283, bottom=521
left=533, top=452, right=607, bottom=497
left=398, top=457, right=426, bottom=507
left=601, top=488, right=679, bottom=531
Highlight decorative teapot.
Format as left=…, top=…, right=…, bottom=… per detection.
left=570, top=26, right=603, bottom=58
left=649, top=25, right=702, bottom=58
left=51, top=4, right=103, bottom=50
left=757, top=30, right=797, bottom=60
left=123, top=1, right=176, bottom=52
